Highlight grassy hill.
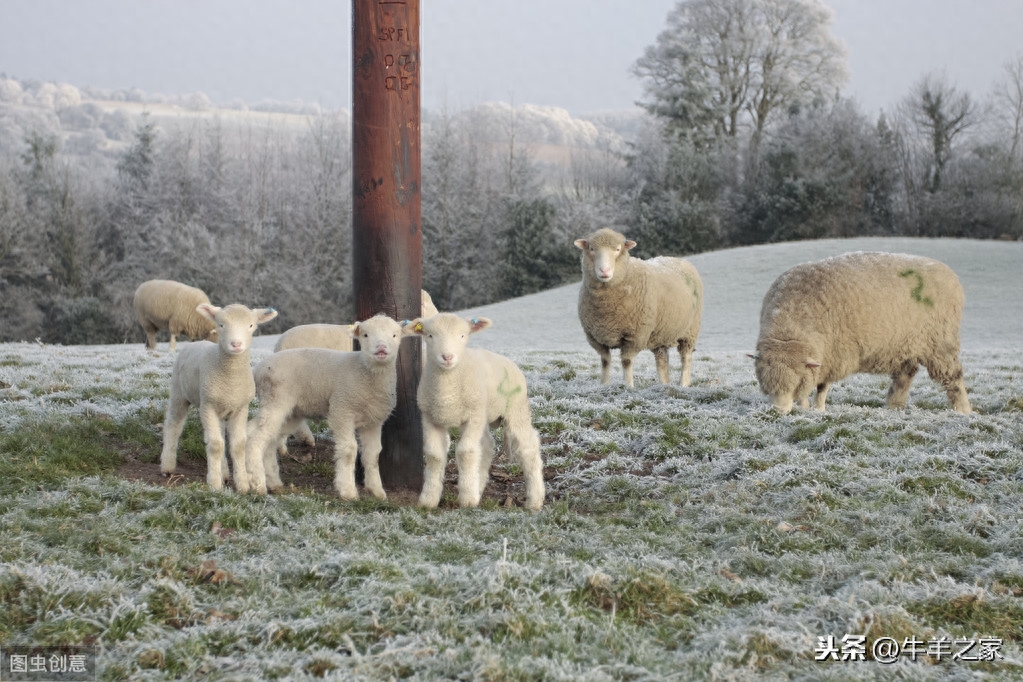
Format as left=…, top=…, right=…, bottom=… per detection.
left=1, top=238, right=1021, bottom=680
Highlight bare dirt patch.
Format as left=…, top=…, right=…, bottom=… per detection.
left=115, top=435, right=557, bottom=509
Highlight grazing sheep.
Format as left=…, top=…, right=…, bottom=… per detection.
left=574, top=227, right=703, bottom=387
left=160, top=303, right=278, bottom=492
left=268, top=290, right=439, bottom=454
left=245, top=314, right=404, bottom=498
left=133, top=279, right=218, bottom=351
left=753, top=251, right=971, bottom=415
left=406, top=313, right=545, bottom=511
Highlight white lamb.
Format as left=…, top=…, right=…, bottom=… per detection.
left=753, top=251, right=972, bottom=415
left=267, top=290, right=438, bottom=454
left=245, top=314, right=404, bottom=498
left=574, top=227, right=703, bottom=387
left=160, top=303, right=278, bottom=492
left=133, top=279, right=218, bottom=350
left=406, top=313, right=545, bottom=511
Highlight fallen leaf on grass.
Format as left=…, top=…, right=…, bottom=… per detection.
left=189, top=559, right=237, bottom=585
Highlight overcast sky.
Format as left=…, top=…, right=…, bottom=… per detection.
left=2, top=0, right=1022, bottom=117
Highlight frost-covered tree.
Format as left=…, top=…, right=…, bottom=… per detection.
left=899, top=73, right=977, bottom=194
left=633, top=0, right=847, bottom=149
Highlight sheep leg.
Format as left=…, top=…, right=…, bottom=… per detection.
left=677, top=338, right=695, bottom=387
left=329, top=416, right=360, bottom=500
left=813, top=383, right=831, bottom=411
left=886, top=360, right=919, bottom=409
left=620, top=348, right=639, bottom=388
left=653, top=347, right=670, bottom=384
left=168, top=333, right=177, bottom=352
left=247, top=407, right=289, bottom=491
left=296, top=419, right=317, bottom=447
left=454, top=418, right=488, bottom=508
left=507, top=420, right=545, bottom=511
left=586, top=336, right=613, bottom=384
left=225, top=409, right=251, bottom=494
left=159, top=396, right=190, bottom=475
left=924, top=356, right=972, bottom=415
left=142, top=322, right=159, bottom=351
left=478, top=428, right=496, bottom=499
left=419, top=422, right=450, bottom=509
left=199, top=405, right=226, bottom=491
left=357, top=423, right=387, bottom=500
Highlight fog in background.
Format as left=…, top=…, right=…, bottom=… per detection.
left=3, top=0, right=1023, bottom=115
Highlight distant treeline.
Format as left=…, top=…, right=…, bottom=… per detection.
left=0, top=74, right=1020, bottom=344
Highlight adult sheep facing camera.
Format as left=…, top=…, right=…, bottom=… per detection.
left=574, top=227, right=703, bottom=388
left=752, top=251, right=971, bottom=415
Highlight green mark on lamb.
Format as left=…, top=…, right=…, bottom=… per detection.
left=497, top=369, right=523, bottom=411
left=899, top=269, right=934, bottom=307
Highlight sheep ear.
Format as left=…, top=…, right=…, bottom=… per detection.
left=256, top=307, right=278, bottom=324
left=806, top=359, right=822, bottom=369
left=469, top=317, right=492, bottom=334
left=350, top=323, right=362, bottom=339
left=573, top=238, right=588, bottom=250
left=196, top=303, right=219, bottom=322
left=402, top=318, right=424, bottom=336
left=623, top=239, right=637, bottom=251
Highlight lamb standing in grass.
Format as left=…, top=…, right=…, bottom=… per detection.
left=133, top=279, right=218, bottom=351
left=753, top=251, right=971, bottom=415
left=406, top=313, right=545, bottom=511
left=268, top=290, right=439, bottom=454
left=574, top=227, right=703, bottom=387
left=160, top=303, right=278, bottom=492
left=245, top=314, right=403, bottom=498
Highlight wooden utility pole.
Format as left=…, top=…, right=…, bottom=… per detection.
left=352, top=0, right=423, bottom=490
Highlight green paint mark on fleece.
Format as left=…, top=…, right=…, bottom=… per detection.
left=497, top=368, right=523, bottom=412
left=899, top=269, right=934, bottom=307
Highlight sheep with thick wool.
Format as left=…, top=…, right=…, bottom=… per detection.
left=753, top=251, right=971, bottom=415
left=245, top=314, right=404, bottom=498
left=134, top=279, right=218, bottom=350
left=406, top=313, right=545, bottom=511
left=160, top=303, right=278, bottom=492
left=574, top=227, right=703, bottom=387
left=268, top=290, right=439, bottom=454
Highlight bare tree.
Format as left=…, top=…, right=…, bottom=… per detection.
left=901, top=73, right=977, bottom=193
left=994, top=55, right=1023, bottom=163
left=634, top=0, right=847, bottom=149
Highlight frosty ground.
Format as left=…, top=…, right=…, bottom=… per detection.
left=1, top=238, right=1021, bottom=680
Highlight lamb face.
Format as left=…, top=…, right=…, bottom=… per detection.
left=198, top=303, right=277, bottom=356
left=411, top=313, right=491, bottom=371
left=351, top=314, right=403, bottom=365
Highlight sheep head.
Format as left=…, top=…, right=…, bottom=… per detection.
left=751, top=340, right=821, bottom=414
left=350, top=314, right=403, bottom=364
left=574, top=227, right=637, bottom=284
left=197, top=303, right=277, bottom=356
left=405, top=312, right=491, bottom=370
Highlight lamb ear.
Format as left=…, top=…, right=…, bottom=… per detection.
left=402, top=318, right=424, bottom=336
left=349, top=323, right=363, bottom=339
left=624, top=239, right=637, bottom=251
left=196, top=303, right=219, bottom=322
left=469, top=317, right=492, bottom=334
left=573, top=238, right=588, bottom=250
left=256, top=307, right=278, bottom=324
left=806, top=359, right=822, bottom=369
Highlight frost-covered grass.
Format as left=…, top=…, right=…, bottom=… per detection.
left=1, top=238, right=1022, bottom=680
